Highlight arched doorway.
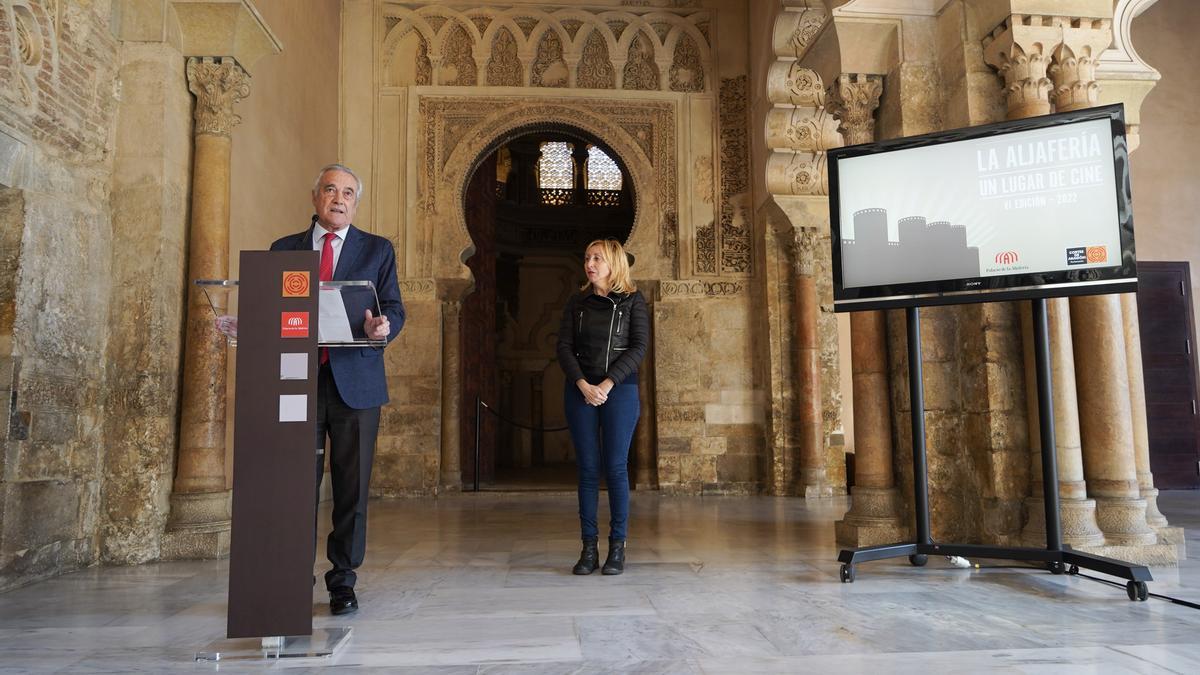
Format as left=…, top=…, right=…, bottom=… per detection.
left=461, top=125, right=636, bottom=489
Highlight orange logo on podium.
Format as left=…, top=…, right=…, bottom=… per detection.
left=281, top=312, right=309, bottom=338
left=282, top=271, right=310, bottom=297
left=1086, top=246, right=1108, bottom=264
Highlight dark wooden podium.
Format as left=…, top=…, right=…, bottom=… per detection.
left=227, top=250, right=320, bottom=639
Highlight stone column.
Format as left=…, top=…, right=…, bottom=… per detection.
left=1070, top=295, right=1156, bottom=546
left=824, top=72, right=904, bottom=540
left=633, top=287, right=658, bottom=489
left=1120, top=294, right=1169, bottom=530
left=1050, top=26, right=1159, bottom=551
left=163, top=56, right=249, bottom=558
left=792, top=229, right=828, bottom=497
left=985, top=18, right=1106, bottom=549
left=440, top=294, right=464, bottom=491
left=836, top=310, right=907, bottom=545
left=1019, top=303, right=1103, bottom=546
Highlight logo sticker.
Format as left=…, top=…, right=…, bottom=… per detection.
left=1066, top=247, right=1087, bottom=265
left=282, top=271, right=310, bottom=297
left=281, top=312, right=309, bottom=338
left=994, top=251, right=1020, bottom=265
left=1086, top=246, right=1108, bottom=264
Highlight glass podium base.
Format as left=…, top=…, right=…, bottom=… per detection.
left=195, top=627, right=352, bottom=662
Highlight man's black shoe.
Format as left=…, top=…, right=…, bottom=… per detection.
left=329, top=586, right=358, bottom=615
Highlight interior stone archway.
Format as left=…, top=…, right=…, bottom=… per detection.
left=384, top=91, right=676, bottom=492
left=415, top=95, right=678, bottom=282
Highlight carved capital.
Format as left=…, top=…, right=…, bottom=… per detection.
left=790, top=227, right=820, bottom=277
left=982, top=17, right=1059, bottom=118
left=1049, top=25, right=1113, bottom=111
left=827, top=74, right=883, bottom=146
left=186, top=57, right=250, bottom=138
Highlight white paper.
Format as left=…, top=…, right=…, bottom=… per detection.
left=279, top=394, right=307, bottom=422
left=318, top=288, right=355, bottom=342
left=280, top=353, right=308, bottom=380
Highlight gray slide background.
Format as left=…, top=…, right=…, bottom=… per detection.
left=837, top=118, right=1121, bottom=288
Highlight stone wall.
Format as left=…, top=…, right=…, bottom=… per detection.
left=0, top=0, right=123, bottom=590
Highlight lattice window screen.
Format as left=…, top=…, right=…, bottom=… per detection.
left=586, top=145, right=622, bottom=190
left=537, top=142, right=573, bottom=189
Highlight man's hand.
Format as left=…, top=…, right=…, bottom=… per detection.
left=215, top=315, right=238, bottom=339
left=364, top=309, right=390, bottom=341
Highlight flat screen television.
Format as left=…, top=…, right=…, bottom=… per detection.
left=828, top=103, right=1135, bottom=312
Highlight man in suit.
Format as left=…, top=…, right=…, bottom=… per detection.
left=270, top=163, right=405, bottom=615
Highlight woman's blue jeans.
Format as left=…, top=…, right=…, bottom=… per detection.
left=564, top=381, right=640, bottom=541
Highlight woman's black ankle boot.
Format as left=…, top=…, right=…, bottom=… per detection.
left=602, top=539, right=625, bottom=575
left=573, top=538, right=599, bottom=575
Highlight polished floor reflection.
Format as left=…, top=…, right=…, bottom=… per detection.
left=2, top=491, right=1200, bottom=673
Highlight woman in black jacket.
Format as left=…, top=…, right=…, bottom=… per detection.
left=556, top=238, right=649, bottom=575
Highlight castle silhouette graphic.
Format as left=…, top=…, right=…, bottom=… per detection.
left=842, top=208, right=981, bottom=287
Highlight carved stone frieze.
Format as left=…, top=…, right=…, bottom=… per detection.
left=186, top=57, right=250, bottom=138
left=827, top=74, right=884, bottom=146
left=400, top=278, right=437, bottom=301
left=659, top=279, right=703, bottom=299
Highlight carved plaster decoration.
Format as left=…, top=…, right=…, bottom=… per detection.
left=623, top=31, right=660, bottom=91
left=399, top=278, right=438, bottom=301
left=718, top=76, right=752, bottom=275
left=486, top=27, right=522, bottom=86
left=531, top=29, right=568, bottom=87
left=186, top=57, right=250, bottom=138
left=771, top=6, right=829, bottom=61
left=577, top=28, right=615, bottom=89
left=440, top=22, right=478, bottom=86
left=826, top=73, right=883, bottom=146
left=695, top=221, right=716, bottom=274
left=381, top=6, right=712, bottom=93
left=669, top=32, right=704, bottom=92
left=415, top=35, right=433, bottom=85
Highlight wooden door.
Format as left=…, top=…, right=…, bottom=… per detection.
left=1136, top=261, right=1200, bottom=489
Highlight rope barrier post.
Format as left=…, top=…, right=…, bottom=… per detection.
left=474, top=396, right=482, bottom=493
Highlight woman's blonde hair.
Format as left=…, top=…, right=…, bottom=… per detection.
left=580, top=238, right=637, bottom=294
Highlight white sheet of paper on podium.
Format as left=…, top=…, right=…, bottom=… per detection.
left=318, top=281, right=386, bottom=347
left=318, top=288, right=354, bottom=342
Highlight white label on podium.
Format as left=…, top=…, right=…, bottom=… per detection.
left=279, top=394, right=307, bottom=422
left=280, top=353, right=308, bottom=380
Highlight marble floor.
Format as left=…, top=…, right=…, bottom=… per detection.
left=3, top=491, right=1200, bottom=673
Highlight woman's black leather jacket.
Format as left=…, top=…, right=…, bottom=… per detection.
left=556, top=289, right=649, bottom=386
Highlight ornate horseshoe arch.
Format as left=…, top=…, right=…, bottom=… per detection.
left=416, top=95, right=678, bottom=282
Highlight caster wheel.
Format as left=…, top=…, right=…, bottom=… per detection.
left=1048, top=561, right=1065, bottom=575
left=1068, top=564, right=1079, bottom=576
left=1126, top=580, right=1149, bottom=602
left=909, top=554, right=928, bottom=567
left=840, top=564, right=855, bottom=583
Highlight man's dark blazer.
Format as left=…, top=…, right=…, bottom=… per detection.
left=270, top=222, right=405, bottom=410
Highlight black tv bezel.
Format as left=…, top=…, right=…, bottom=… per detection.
left=828, top=104, right=1136, bottom=313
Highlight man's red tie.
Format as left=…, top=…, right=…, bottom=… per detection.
left=319, top=232, right=334, bottom=364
